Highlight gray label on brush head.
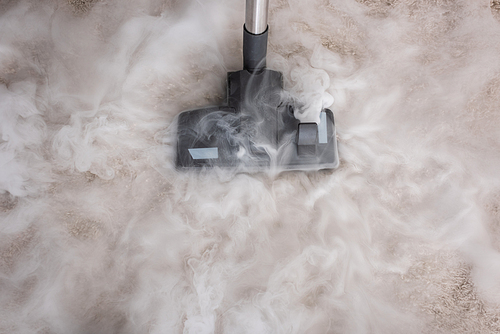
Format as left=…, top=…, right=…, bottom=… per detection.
left=318, top=111, right=327, bottom=144
left=188, top=147, right=219, bottom=159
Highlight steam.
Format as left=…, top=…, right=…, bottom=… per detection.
left=2, top=0, right=500, bottom=333
left=287, top=56, right=334, bottom=123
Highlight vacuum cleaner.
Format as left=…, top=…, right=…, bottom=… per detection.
left=175, top=0, right=339, bottom=171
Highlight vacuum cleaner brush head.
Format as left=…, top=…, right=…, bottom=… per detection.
left=175, top=1, right=339, bottom=172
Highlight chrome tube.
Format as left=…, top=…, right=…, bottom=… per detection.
left=245, top=0, right=269, bottom=35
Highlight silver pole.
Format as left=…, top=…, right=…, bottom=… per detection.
left=245, top=0, right=269, bottom=35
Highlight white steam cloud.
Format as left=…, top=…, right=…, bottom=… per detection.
left=2, top=0, right=500, bottom=333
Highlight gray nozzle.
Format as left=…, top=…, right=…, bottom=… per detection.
left=245, top=0, right=269, bottom=35
left=243, top=26, right=267, bottom=72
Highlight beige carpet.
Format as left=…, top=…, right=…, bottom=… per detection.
left=1, top=0, right=500, bottom=332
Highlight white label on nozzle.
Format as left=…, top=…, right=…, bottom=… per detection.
left=318, top=111, right=327, bottom=144
left=188, top=147, right=218, bottom=159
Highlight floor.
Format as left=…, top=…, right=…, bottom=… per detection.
left=1, top=0, right=500, bottom=333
